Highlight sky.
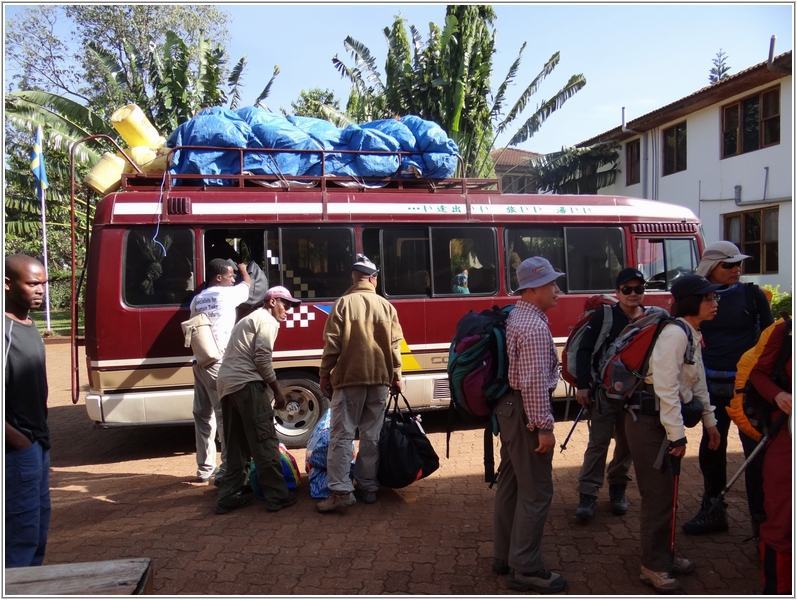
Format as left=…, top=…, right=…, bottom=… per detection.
left=3, top=3, right=794, bottom=154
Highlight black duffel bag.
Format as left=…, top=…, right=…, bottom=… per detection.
left=377, top=392, right=439, bottom=489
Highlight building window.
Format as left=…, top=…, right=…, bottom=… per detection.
left=626, top=139, right=640, bottom=186
left=724, top=207, right=778, bottom=274
left=662, top=122, right=687, bottom=176
left=502, top=175, right=535, bottom=194
left=722, top=87, right=780, bottom=158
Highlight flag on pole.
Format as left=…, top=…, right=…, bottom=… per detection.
left=31, top=125, right=49, bottom=200
left=30, top=124, right=52, bottom=331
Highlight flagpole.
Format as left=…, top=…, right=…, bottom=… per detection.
left=40, top=184, right=51, bottom=331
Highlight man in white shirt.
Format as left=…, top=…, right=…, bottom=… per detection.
left=190, top=257, right=250, bottom=484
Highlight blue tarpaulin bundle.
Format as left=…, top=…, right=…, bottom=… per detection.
left=167, top=106, right=459, bottom=184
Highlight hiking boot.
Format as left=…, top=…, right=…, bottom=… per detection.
left=670, top=556, right=695, bottom=575
left=640, top=566, right=681, bottom=593
left=576, top=493, right=597, bottom=520
left=508, top=569, right=567, bottom=593
left=266, top=490, right=298, bottom=512
left=609, top=484, right=629, bottom=515
left=682, top=505, right=729, bottom=535
left=316, top=491, right=356, bottom=513
left=214, top=493, right=253, bottom=515
left=354, top=484, right=377, bottom=504
left=492, top=559, right=510, bottom=576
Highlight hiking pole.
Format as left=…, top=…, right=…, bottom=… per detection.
left=709, top=411, right=789, bottom=514
left=670, top=454, right=682, bottom=571
left=559, top=406, right=586, bottom=453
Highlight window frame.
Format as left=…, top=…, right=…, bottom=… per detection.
left=626, top=138, right=641, bottom=186
left=662, top=122, right=687, bottom=176
left=723, top=207, right=779, bottom=275
left=721, top=86, right=780, bottom=159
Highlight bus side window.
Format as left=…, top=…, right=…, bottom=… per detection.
left=431, top=227, right=497, bottom=295
left=637, top=237, right=699, bottom=290
left=564, top=227, right=624, bottom=293
left=123, top=227, right=195, bottom=307
left=369, top=227, right=430, bottom=297
left=505, top=227, right=566, bottom=294
left=279, top=227, right=354, bottom=300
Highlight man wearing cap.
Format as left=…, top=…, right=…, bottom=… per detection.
left=492, top=256, right=567, bottom=593
left=682, top=241, right=773, bottom=536
left=189, top=257, right=251, bottom=486
left=317, top=254, right=403, bottom=512
left=573, top=267, right=659, bottom=521
left=213, top=286, right=301, bottom=514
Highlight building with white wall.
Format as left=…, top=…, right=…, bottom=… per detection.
left=579, top=50, right=792, bottom=291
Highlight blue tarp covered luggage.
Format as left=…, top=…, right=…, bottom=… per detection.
left=167, top=107, right=459, bottom=183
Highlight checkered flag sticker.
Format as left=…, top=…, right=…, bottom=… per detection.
left=285, top=304, right=316, bottom=328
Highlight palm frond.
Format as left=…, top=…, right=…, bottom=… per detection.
left=507, top=73, right=586, bottom=146
left=253, top=65, right=280, bottom=108
left=495, top=51, right=560, bottom=137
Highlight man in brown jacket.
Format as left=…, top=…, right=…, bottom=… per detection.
left=317, top=254, right=403, bottom=512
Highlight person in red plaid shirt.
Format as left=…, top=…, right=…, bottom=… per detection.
left=491, top=256, right=567, bottom=594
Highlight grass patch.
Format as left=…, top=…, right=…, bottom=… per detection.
left=30, top=309, right=84, bottom=337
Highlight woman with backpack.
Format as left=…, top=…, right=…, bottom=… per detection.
left=626, top=275, right=722, bottom=593
left=748, top=317, right=792, bottom=595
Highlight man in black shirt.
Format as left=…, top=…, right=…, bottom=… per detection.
left=4, top=254, right=51, bottom=568
left=682, top=241, right=773, bottom=536
left=573, top=268, right=658, bottom=520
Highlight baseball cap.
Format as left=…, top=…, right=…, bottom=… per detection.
left=264, top=286, right=301, bottom=308
left=670, top=275, right=724, bottom=303
left=351, top=253, right=379, bottom=276
left=515, top=256, right=565, bottom=293
left=696, top=241, right=750, bottom=277
left=616, top=267, right=646, bottom=288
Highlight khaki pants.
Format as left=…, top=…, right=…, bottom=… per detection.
left=493, top=390, right=554, bottom=574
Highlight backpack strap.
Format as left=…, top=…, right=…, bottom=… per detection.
left=770, top=315, right=793, bottom=384
left=670, top=319, right=696, bottom=366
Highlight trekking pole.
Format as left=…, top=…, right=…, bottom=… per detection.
left=709, top=411, right=789, bottom=513
left=559, top=406, right=586, bottom=453
left=670, top=454, right=682, bottom=571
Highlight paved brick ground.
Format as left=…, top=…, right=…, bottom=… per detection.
left=40, top=341, right=764, bottom=595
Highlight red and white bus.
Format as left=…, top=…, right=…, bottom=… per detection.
left=69, top=147, right=704, bottom=447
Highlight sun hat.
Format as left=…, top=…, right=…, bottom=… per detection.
left=264, top=286, right=301, bottom=308
left=351, top=253, right=379, bottom=276
left=696, top=241, right=750, bottom=277
left=515, top=256, right=565, bottom=293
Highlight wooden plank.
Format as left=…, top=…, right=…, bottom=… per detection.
left=5, top=558, right=152, bottom=595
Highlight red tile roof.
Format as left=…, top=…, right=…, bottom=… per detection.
left=490, top=147, right=542, bottom=168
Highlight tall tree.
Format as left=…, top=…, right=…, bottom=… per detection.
left=285, top=88, right=342, bottom=118
left=709, top=49, right=731, bottom=84
left=331, top=6, right=586, bottom=177
left=524, top=142, right=620, bottom=195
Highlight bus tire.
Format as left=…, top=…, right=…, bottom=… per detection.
left=274, top=371, right=329, bottom=449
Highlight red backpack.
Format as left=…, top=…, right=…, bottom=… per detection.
left=598, top=308, right=693, bottom=402
left=561, top=294, right=616, bottom=387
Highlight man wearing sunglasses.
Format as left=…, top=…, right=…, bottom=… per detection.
left=682, top=241, right=773, bottom=536
left=573, top=267, right=659, bottom=521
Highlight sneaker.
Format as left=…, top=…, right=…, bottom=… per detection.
left=682, top=505, right=729, bottom=535
left=316, top=491, right=356, bottom=513
left=670, top=556, right=695, bottom=575
left=492, top=559, right=510, bottom=576
left=609, top=484, right=629, bottom=515
left=576, top=493, right=597, bottom=520
left=266, top=490, right=298, bottom=512
left=196, top=466, right=219, bottom=483
left=508, top=569, right=567, bottom=593
left=214, top=493, right=253, bottom=515
left=640, top=566, right=681, bottom=592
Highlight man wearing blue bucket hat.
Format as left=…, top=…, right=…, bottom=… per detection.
left=492, top=256, right=568, bottom=594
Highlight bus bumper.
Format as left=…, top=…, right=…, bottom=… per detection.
left=86, top=389, right=194, bottom=425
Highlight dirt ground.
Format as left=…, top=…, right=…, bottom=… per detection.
left=35, top=340, right=767, bottom=595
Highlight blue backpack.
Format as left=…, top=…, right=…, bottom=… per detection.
left=446, top=305, right=515, bottom=484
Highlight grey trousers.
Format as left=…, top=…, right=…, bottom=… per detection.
left=493, top=390, right=554, bottom=574
left=327, top=385, right=389, bottom=494
left=192, top=361, right=227, bottom=479
left=624, top=411, right=675, bottom=572
left=576, top=391, right=632, bottom=496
